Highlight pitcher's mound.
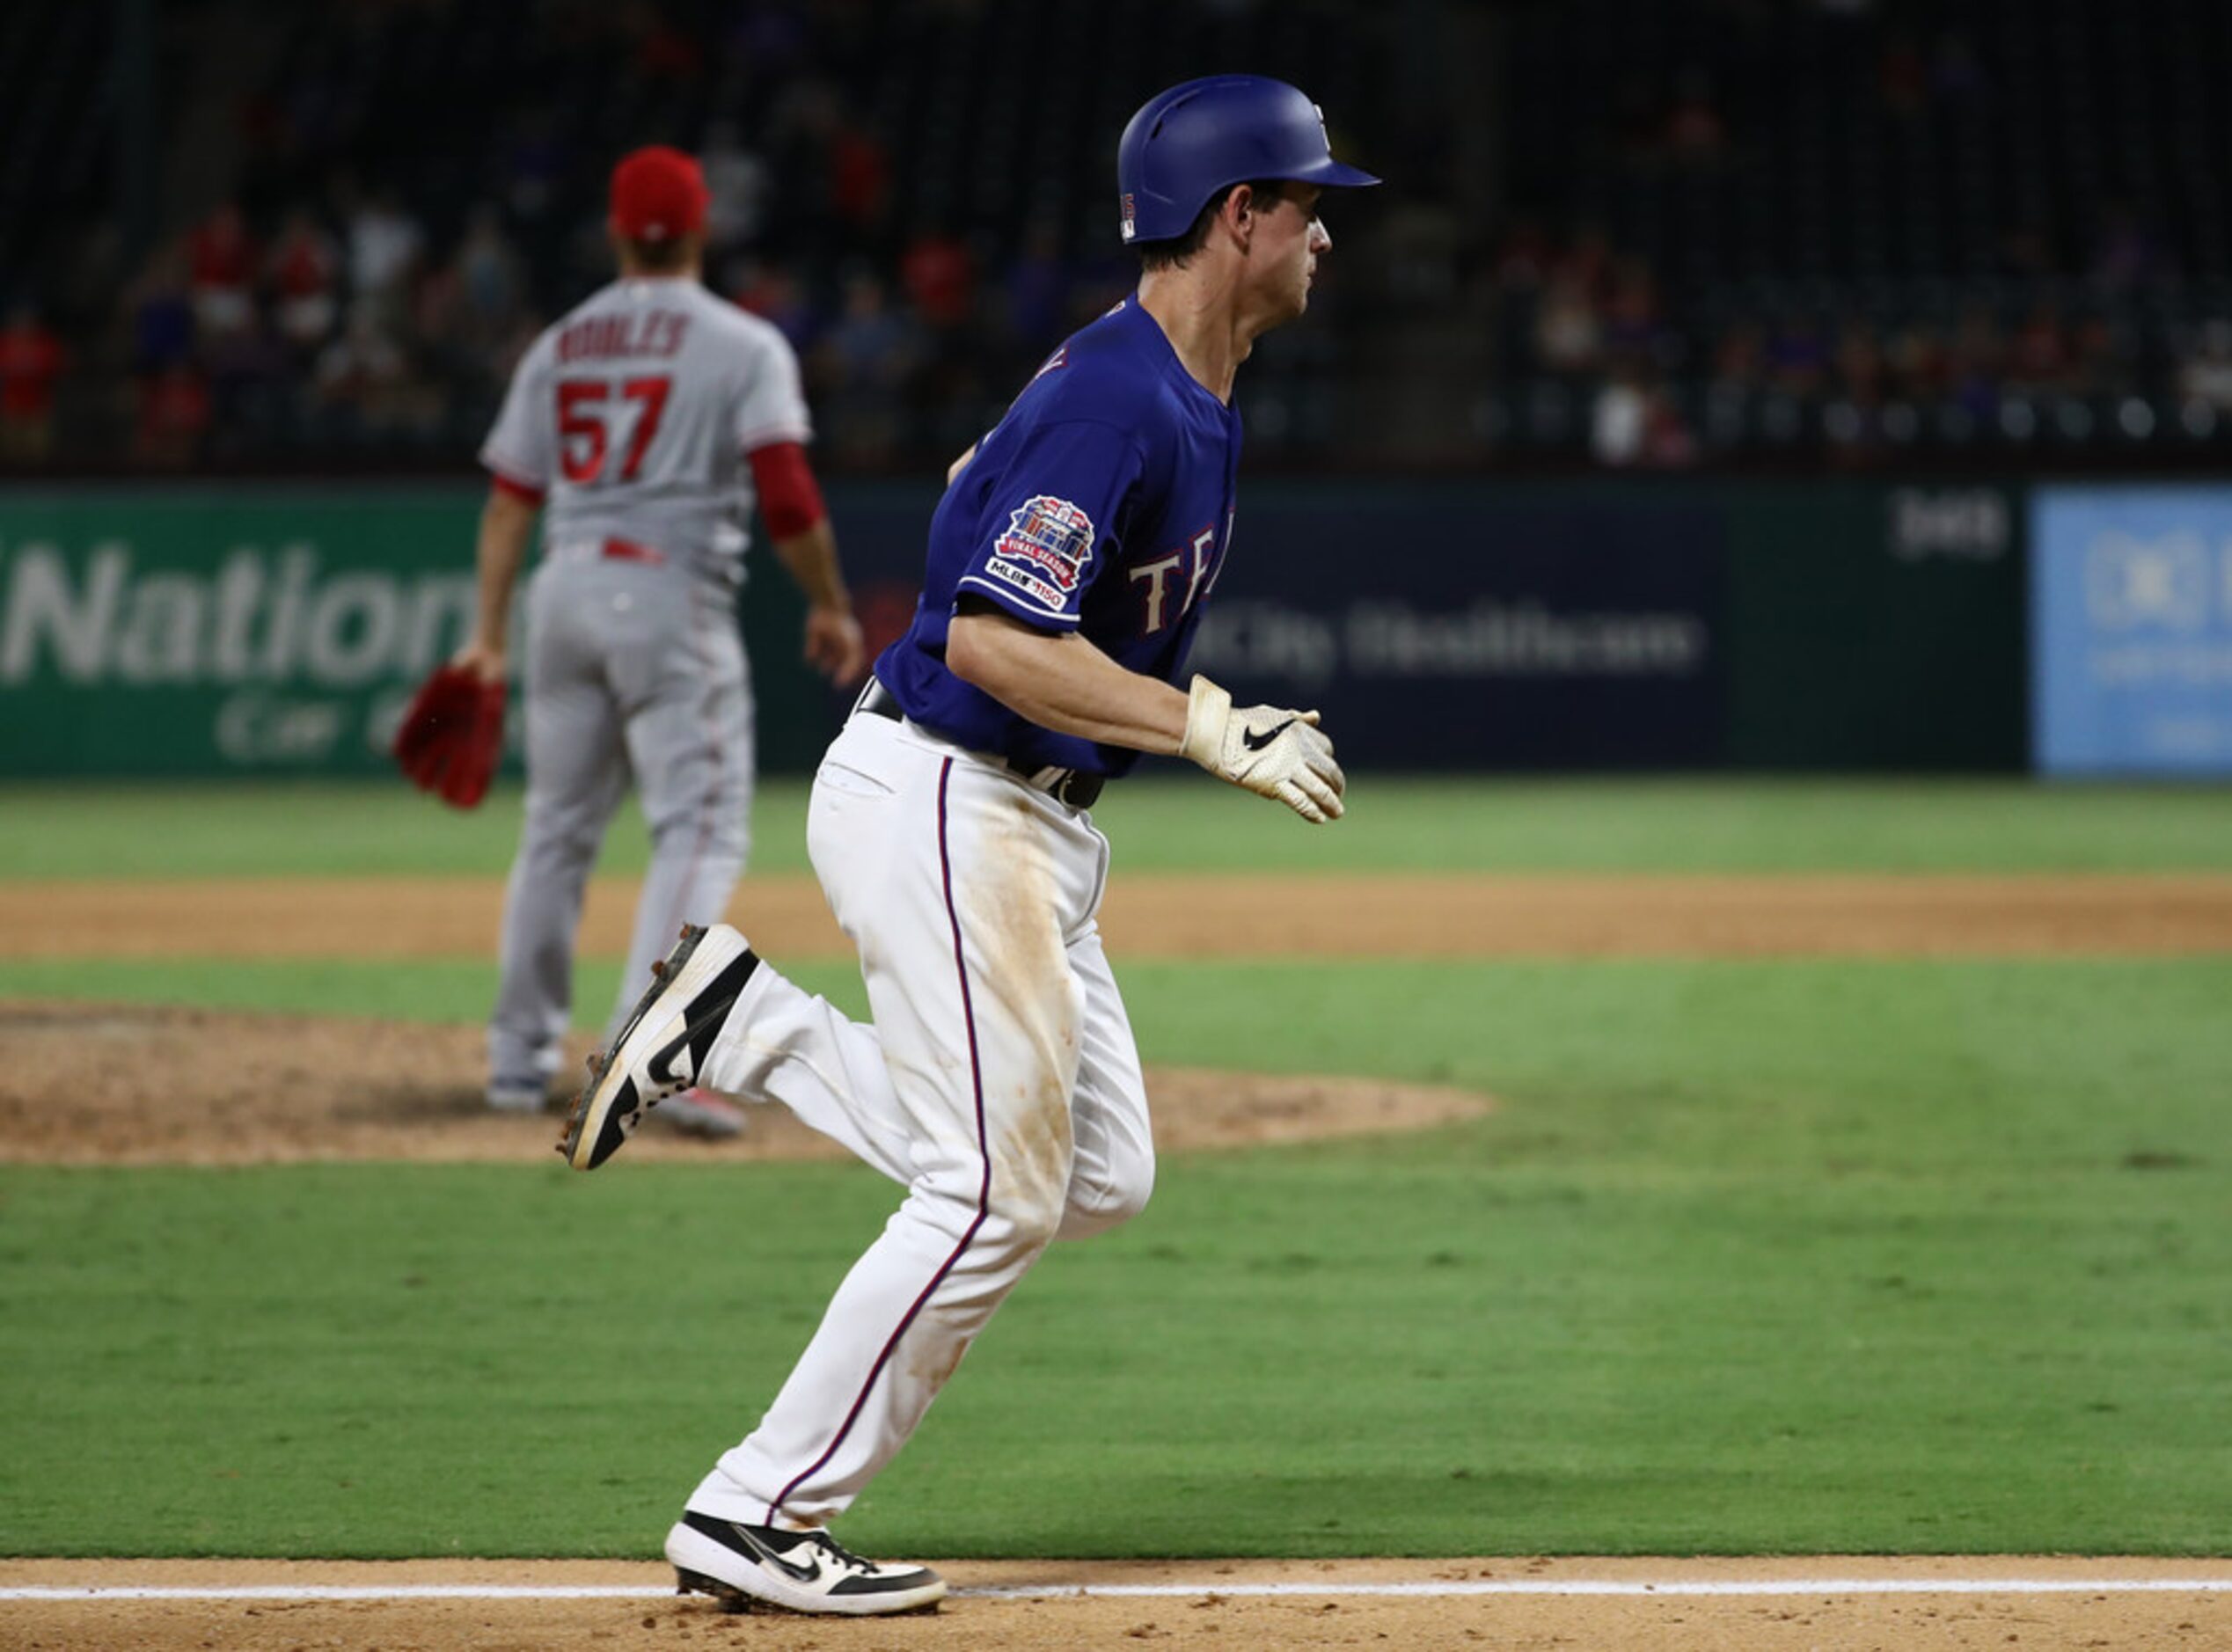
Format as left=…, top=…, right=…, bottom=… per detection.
left=0, top=1002, right=1491, bottom=1166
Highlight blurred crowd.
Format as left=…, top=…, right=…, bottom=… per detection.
left=7, top=0, right=2232, bottom=475
left=1474, top=219, right=2232, bottom=471
left=2, top=0, right=1162, bottom=474
left=14, top=175, right=2228, bottom=478
left=2, top=179, right=1140, bottom=474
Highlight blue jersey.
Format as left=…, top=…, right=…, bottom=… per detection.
left=876, top=296, right=1243, bottom=778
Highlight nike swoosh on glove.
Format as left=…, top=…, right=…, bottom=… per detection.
left=1179, top=674, right=1346, bottom=823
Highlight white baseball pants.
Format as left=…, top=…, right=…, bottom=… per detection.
left=688, top=709, right=1155, bottom=1529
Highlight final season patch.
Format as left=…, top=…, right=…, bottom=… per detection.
left=985, top=495, right=1096, bottom=608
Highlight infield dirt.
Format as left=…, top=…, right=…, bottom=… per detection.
left=4, top=1557, right=2227, bottom=1650
left=9, top=868, right=2224, bottom=1164
left=8, top=870, right=2232, bottom=961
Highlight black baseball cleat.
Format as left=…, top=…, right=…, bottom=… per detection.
left=665, top=1509, right=947, bottom=1616
left=557, top=924, right=758, bottom=1172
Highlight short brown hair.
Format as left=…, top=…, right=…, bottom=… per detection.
left=1135, top=179, right=1285, bottom=271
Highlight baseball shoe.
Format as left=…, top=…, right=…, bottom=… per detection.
left=558, top=924, right=758, bottom=1172
left=665, top=1510, right=946, bottom=1616
left=658, top=1087, right=747, bottom=1139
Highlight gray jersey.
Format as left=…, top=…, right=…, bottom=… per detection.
left=481, top=277, right=811, bottom=585
left=481, top=275, right=804, bottom=1106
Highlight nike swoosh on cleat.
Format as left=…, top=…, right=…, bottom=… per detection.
left=646, top=1037, right=696, bottom=1087
left=645, top=953, right=760, bottom=1086
left=1240, top=718, right=1297, bottom=752
left=734, top=1525, right=823, bottom=1585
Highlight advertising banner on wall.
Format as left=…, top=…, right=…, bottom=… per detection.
left=2032, top=486, right=2232, bottom=776
left=0, top=490, right=493, bottom=776
left=831, top=482, right=1727, bottom=771
left=1188, top=488, right=1725, bottom=768
left=4, top=479, right=2041, bottom=778
left=0, top=488, right=845, bottom=778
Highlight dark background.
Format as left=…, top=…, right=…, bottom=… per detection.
left=6, top=0, right=2232, bottom=481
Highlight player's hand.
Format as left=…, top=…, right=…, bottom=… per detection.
left=449, top=639, right=507, bottom=685
left=804, top=603, right=866, bottom=685
left=1179, top=674, right=1345, bottom=823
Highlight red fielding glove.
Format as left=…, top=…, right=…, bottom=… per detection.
left=392, top=664, right=506, bottom=809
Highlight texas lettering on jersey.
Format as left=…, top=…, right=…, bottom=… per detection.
left=1129, top=521, right=1221, bottom=634
left=877, top=296, right=1242, bottom=779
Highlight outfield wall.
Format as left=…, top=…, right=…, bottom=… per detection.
left=1, top=479, right=2223, bottom=778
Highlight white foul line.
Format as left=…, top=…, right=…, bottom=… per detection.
left=3, top=1579, right=2229, bottom=1603
left=974, top=1579, right=2232, bottom=1599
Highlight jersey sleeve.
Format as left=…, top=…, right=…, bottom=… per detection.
left=479, top=336, right=554, bottom=494
left=747, top=441, right=826, bottom=537
left=953, top=419, right=1146, bottom=631
left=735, top=327, right=814, bottom=452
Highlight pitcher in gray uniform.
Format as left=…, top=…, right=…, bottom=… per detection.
left=453, top=145, right=864, bottom=1128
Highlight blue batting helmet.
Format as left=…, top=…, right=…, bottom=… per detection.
left=1116, top=75, right=1379, bottom=245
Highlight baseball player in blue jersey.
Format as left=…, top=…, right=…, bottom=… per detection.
left=560, top=78, right=1374, bottom=1616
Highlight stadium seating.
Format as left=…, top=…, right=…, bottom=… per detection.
left=4, top=0, right=2228, bottom=472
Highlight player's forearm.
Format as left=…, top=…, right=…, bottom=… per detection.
left=947, top=608, right=1189, bottom=754
left=769, top=519, right=851, bottom=612
left=472, top=489, right=538, bottom=653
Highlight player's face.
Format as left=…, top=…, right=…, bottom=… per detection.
left=1256, top=185, right=1330, bottom=323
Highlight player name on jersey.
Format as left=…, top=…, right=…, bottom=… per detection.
left=556, top=310, right=692, bottom=363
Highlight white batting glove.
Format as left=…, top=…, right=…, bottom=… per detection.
left=1180, top=675, right=1347, bottom=823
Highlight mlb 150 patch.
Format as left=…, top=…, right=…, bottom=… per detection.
left=986, top=495, right=1098, bottom=609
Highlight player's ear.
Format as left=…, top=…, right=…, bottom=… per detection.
left=1224, top=183, right=1258, bottom=251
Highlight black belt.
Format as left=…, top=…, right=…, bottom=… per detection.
left=853, top=679, right=1104, bottom=810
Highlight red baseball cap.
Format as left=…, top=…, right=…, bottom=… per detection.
left=609, top=146, right=710, bottom=242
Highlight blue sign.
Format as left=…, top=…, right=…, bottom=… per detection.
left=2032, top=487, right=2232, bottom=775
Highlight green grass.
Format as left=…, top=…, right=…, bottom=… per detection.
left=0, top=781, right=811, bottom=879
left=4, top=776, right=2228, bottom=1558
left=4, top=957, right=2227, bottom=1556
left=1095, top=776, right=2232, bottom=873
left=6, top=777, right=2232, bottom=879
left=0, top=957, right=860, bottom=1023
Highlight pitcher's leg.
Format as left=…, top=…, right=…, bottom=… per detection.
left=488, top=623, right=628, bottom=1099
left=614, top=603, right=752, bottom=1033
